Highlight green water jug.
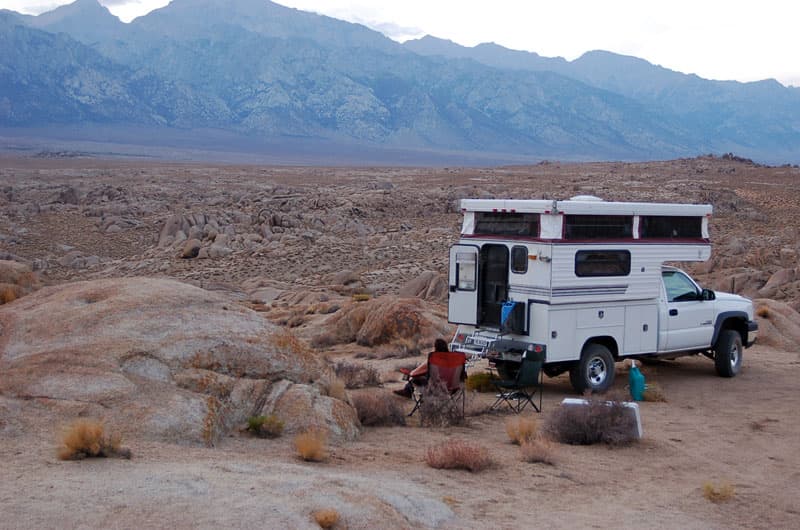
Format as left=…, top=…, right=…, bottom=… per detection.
left=629, top=360, right=645, bottom=401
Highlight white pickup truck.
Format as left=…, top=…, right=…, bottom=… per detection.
left=448, top=197, right=758, bottom=393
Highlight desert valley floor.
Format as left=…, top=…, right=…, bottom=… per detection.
left=1, top=154, right=799, bottom=529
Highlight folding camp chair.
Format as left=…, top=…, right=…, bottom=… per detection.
left=409, top=351, right=467, bottom=421
left=490, top=350, right=544, bottom=413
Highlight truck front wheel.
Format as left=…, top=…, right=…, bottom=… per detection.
left=569, top=343, right=615, bottom=394
left=714, top=329, right=743, bottom=377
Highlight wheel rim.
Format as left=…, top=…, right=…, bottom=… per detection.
left=587, top=356, right=608, bottom=386
left=729, top=342, right=740, bottom=370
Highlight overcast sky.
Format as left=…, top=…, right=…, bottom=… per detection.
left=4, top=0, right=799, bottom=87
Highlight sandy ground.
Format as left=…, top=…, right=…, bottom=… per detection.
left=2, top=345, right=797, bottom=529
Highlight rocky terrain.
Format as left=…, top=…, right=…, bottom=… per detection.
left=1, top=154, right=799, bottom=528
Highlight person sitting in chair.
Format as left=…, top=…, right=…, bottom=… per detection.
left=393, top=338, right=450, bottom=399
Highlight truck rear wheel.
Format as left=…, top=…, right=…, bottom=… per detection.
left=714, top=329, right=742, bottom=377
left=569, top=343, right=615, bottom=394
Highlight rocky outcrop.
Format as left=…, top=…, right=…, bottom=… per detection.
left=0, top=277, right=359, bottom=444
left=399, top=271, right=448, bottom=302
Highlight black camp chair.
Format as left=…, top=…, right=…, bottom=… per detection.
left=490, top=350, right=544, bottom=413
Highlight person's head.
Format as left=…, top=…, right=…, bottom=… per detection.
left=434, top=338, right=449, bottom=352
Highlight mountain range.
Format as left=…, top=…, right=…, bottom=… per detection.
left=1, top=0, right=799, bottom=164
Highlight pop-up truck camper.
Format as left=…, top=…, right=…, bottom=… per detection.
left=448, top=196, right=758, bottom=393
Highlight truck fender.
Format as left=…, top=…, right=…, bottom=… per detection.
left=711, top=311, right=748, bottom=345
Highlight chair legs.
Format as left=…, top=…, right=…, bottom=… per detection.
left=490, top=387, right=541, bottom=413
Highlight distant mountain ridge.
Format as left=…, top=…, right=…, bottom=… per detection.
left=1, top=0, right=799, bottom=164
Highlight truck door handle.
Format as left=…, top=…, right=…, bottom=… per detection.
left=449, top=285, right=457, bottom=293
left=669, top=309, right=678, bottom=316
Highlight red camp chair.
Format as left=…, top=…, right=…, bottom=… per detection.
left=409, top=351, right=467, bottom=422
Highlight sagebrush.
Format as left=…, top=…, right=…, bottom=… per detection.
left=544, top=395, right=638, bottom=446
left=334, top=362, right=382, bottom=389
left=352, top=391, right=406, bottom=426
left=425, top=439, right=492, bottom=472
left=58, top=419, right=131, bottom=460
left=247, top=414, right=285, bottom=438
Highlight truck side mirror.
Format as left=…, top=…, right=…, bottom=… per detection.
left=701, top=288, right=716, bottom=301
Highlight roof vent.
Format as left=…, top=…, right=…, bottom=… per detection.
left=569, top=195, right=604, bottom=202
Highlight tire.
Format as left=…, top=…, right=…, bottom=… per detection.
left=569, top=343, right=616, bottom=394
left=714, top=329, right=743, bottom=377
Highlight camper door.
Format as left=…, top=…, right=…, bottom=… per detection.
left=448, top=244, right=479, bottom=325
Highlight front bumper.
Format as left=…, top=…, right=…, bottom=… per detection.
left=746, top=320, right=758, bottom=348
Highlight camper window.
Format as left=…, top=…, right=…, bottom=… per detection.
left=575, top=250, right=631, bottom=277
left=474, top=212, right=539, bottom=237
left=640, top=216, right=702, bottom=239
left=510, top=246, right=528, bottom=273
left=564, top=215, right=632, bottom=240
left=456, top=252, right=477, bottom=290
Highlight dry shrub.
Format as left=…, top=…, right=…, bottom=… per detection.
left=247, top=414, right=284, bottom=438
left=520, top=436, right=557, bottom=465
left=311, top=332, right=337, bottom=349
left=703, top=481, right=735, bottom=503
left=334, top=361, right=381, bottom=389
left=313, top=508, right=340, bottom=528
left=352, top=293, right=371, bottom=302
left=326, top=376, right=348, bottom=401
left=352, top=390, right=406, bottom=427
left=643, top=382, right=667, bottom=402
left=294, top=429, right=328, bottom=462
left=425, top=439, right=492, bottom=472
left=419, top=379, right=464, bottom=427
left=505, top=417, right=538, bottom=445
left=57, top=419, right=131, bottom=460
left=466, top=372, right=499, bottom=392
left=271, top=328, right=313, bottom=355
left=0, top=285, right=18, bottom=304
left=756, top=305, right=771, bottom=319
left=544, top=395, right=638, bottom=446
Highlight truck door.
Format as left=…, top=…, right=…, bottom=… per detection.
left=448, top=244, right=479, bottom=325
left=660, top=269, right=714, bottom=351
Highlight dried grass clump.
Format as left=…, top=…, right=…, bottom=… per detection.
left=352, top=293, right=371, bottom=302
left=57, top=419, right=131, bottom=460
left=520, top=436, right=557, bottom=465
left=703, top=481, right=736, bottom=503
left=505, top=417, right=538, bottom=445
left=247, top=414, right=285, bottom=438
left=271, top=328, right=313, bottom=355
left=334, top=362, right=382, bottom=389
left=313, top=508, right=340, bottom=528
left=425, top=439, right=492, bottom=472
left=0, top=285, right=18, bottom=304
left=465, top=372, right=499, bottom=393
left=352, top=390, right=406, bottom=427
left=544, top=395, right=638, bottom=446
left=755, top=305, right=771, bottom=319
left=294, top=429, right=328, bottom=462
left=643, top=382, right=667, bottom=402
left=326, top=376, right=348, bottom=401
left=419, top=379, right=464, bottom=427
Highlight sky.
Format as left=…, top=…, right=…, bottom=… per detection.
left=3, top=0, right=799, bottom=87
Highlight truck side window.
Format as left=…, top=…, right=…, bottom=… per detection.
left=456, top=252, right=476, bottom=290
left=510, top=246, right=528, bottom=274
left=575, top=250, right=631, bottom=277
left=662, top=270, right=699, bottom=302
